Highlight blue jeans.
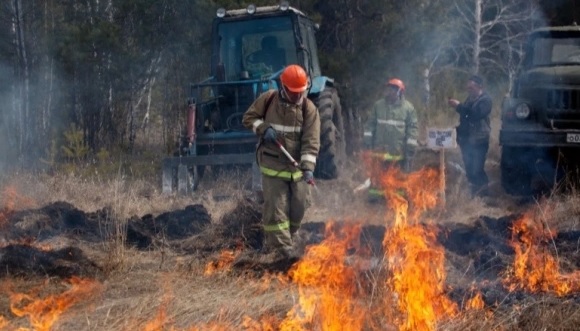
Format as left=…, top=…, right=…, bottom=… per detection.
left=459, top=140, right=489, bottom=196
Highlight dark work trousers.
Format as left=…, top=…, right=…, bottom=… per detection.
left=459, top=140, right=489, bottom=196
left=261, top=175, right=311, bottom=255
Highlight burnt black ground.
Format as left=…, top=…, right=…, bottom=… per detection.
left=1, top=199, right=579, bottom=308
left=0, top=201, right=211, bottom=278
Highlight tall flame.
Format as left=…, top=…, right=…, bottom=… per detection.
left=276, top=165, right=458, bottom=331
left=281, top=222, right=367, bottom=330
left=381, top=166, right=457, bottom=331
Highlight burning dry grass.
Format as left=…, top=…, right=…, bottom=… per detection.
left=1, top=158, right=580, bottom=330
left=0, top=277, right=102, bottom=331
left=502, top=201, right=580, bottom=295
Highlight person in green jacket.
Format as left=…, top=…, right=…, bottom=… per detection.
left=363, top=78, right=419, bottom=199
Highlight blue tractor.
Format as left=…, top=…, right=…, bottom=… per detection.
left=162, top=2, right=345, bottom=194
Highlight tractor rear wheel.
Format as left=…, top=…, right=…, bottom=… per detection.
left=313, top=87, right=346, bottom=179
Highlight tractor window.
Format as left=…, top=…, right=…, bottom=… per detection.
left=531, top=36, right=580, bottom=66
left=218, top=16, right=298, bottom=80
left=299, top=20, right=321, bottom=77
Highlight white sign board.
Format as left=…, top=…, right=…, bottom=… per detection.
left=427, top=127, right=456, bottom=149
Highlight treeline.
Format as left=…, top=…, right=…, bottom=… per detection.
left=0, top=0, right=564, bottom=168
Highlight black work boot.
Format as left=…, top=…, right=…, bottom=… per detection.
left=279, top=247, right=300, bottom=264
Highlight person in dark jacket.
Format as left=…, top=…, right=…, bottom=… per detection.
left=448, top=75, right=492, bottom=197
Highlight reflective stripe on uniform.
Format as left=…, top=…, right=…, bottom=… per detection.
left=271, top=123, right=302, bottom=133
left=290, top=221, right=301, bottom=228
left=370, top=152, right=403, bottom=161
left=264, top=220, right=290, bottom=232
left=369, top=188, right=406, bottom=197
left=301, top=154, right=317, bottom=164
left=369, top=189, right=384, bottom=196
left=407, top=138, right=418, bottom=146
left=260, top=166, right=303, bottom=181
left=377, top=119, right=405, bottom=127
left=252, top=119, right=264, bottom=133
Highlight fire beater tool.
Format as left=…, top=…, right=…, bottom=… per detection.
left=276, top=141, right=317, bottom=188
left=353, top=178, right=371, bottom=194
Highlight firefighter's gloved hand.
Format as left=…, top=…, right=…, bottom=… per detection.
left=263, top=127, right=277, bottom=144
left=302, top=170, right=314, bottom=185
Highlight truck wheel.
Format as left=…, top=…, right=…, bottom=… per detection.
left=500, top=146, right=531, bottom=195
left=313, top=87, right=346, bottom=179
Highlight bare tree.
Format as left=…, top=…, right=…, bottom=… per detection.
left=453, top=0, right=543, bottom=76
left=11, top=0, right=30, bottom=157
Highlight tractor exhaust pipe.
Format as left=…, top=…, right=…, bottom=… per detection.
left=186, top=99, right=196, bottom=145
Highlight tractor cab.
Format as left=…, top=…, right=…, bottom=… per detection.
left=197, top=5, right=323, bottom=135
left=212, top=5, right=321, bottom=82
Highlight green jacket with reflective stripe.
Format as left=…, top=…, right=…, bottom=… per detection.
left=364, top=97, right=418, bottom=158
left=243, top=90, right=321, bottom=180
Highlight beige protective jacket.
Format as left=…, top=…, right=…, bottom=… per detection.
left=243, top=90, right=321, bottom=181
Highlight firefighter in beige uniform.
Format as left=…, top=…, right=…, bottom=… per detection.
left=243, top=65, right=320, bottom=258
left=363, top=78, right=419, bottom=198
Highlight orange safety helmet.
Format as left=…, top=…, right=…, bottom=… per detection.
left=280, top=65, right=309, bottom=92
left=386, top=78, right=405, bottom=93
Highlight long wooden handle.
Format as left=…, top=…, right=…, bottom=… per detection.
left=276, top=142, right=299, bottom=168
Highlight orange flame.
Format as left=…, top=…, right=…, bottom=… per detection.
left=186, top=315, right=278, bottom=331
left=281, top=222, right=367, bottom=331
left=142, top=306, right=168, bottom=331
left=141, top=280, right=175, bottom=331
left=465, top=291, right=485, bottom=310
left=273, top=165, right=458, bottom=331
left=187, top=321, right=236, bottom=331
left=204, top=249, right=242, bottom=276
left=381, top=166, right=457, bottom=331
left=504, top=210, right=580, bottom=296
left=8, top=277, right=101, bottom=331
left=240, top=315, right=279, bottom=330
left=0, top=315, right=8, bottom=329
left=141, top=314, right=277, bottom=331
left=0, top=186, right=36, bottom=229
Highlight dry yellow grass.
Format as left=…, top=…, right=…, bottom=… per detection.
left=0, top=150, right=579, bottom=330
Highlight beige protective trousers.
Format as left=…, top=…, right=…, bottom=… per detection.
left=261, top=175, right=311, bottom=254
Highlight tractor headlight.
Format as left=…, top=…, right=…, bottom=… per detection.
left=515, top=103, right=531, bottom=119
left=247, top=4, right=256, bottom=14
left=216, top=8, right=226, bottom=18
left=280, top=1, right=290, bottom=11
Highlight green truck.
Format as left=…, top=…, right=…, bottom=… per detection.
left=500, top=26, right=580, bottom=195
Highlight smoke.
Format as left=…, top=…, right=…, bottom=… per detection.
left=0, top=62, right=19, bottom=173
left=0, top=57, right=69, bottom=174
